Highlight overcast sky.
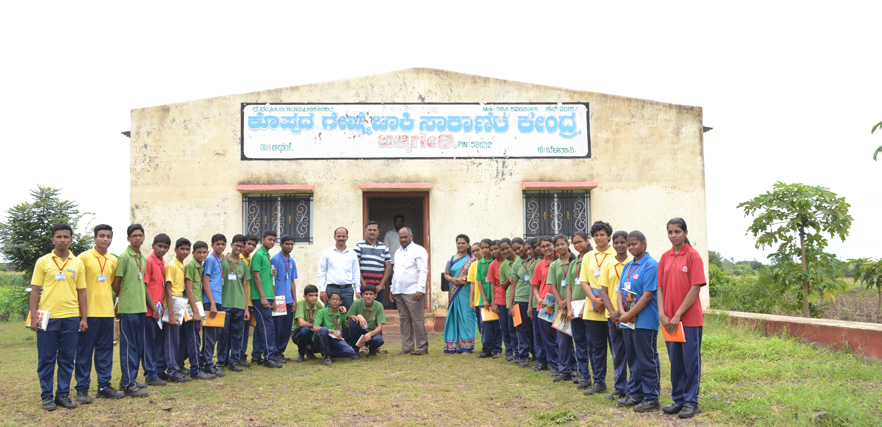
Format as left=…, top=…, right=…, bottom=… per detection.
left=1, top=1, right=879, bottom=261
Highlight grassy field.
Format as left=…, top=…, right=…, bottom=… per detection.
left=0, top=314, right=879, bottom=426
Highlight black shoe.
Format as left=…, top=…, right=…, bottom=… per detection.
left=158, top=372, right=170, bottom=381
left=571, top=373, right=582, bottom=384
left=273, top=357, right=288, bottom=364
left=577, top=379, right=592, bottom=390
left=169, top=373, right=192, bottom=383
left=678, top=404, right=700, bottom=418
left=617, top=395, right=642, bottom=407
left=662, top=403, right=684, bottom=415
left=491, top=352, right=502, bottom=359
left=192, top=371, right=216, bottom=380
left=350, top=353, right=360, bottom=360
left=518, top=358, right=530, bottom=368
left=306, top=353, right=317, bottom=360
left=532, top=362, right=548, bottom=371
left=42, top=396, right=57, bottom=411
left=283, top=357, right=292, bottom=362
left=321, top=357, right=332, bottom=366
left=124, top=384, right=149, bottom=397
left=607, top=392, right=625, bottom=401
left=295, top=354, right=305, bottom=362
left=146, top=377, right=167, bottom=386
left=505, top=354, right=514, bottom=362
left=549, top=369, right=559, bottom=377
left=96, top=387, right=124, bottom=399
left=368, top=349, right=378, bottom=357
left=75, top=390, right=92, bottom=404
left=239, top=360, right=251, bottom=368
left=553, top=372, right=573, bottom=382
left=228, top=363, right=243, bottom=372
left=583, top=382, right=607, bottom=395
left=181, top=367, right=191, bottom=376
left=262, top=359, right=282, bottom=369
left=135, top=381, right=147, bottom=389
left=251, top=358, right=264, bottom=365
left=54, top=394, right=77, bottom=409
left=213, top=366, right=226, bottom=377
left=477, top=351, right=492, bottom=358
left=633, top=399, right=660, bottom=413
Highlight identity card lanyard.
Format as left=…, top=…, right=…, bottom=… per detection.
left=133, top=251, right=144, bottom=280
left=227, top=255, right=241, bottom=276
left=53, top=255, right=71, bottom=280
left=594, top=252, right=609, bottom=278
left=624, top=262, right=639, bottom=290
left=282, top=256, right=291, bottom=279
left=331, top=312, right=341, bottom=331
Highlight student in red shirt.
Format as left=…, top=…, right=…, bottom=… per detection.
left=530, top=236, right=558, bottom=374
left=657, top=218, right=706, bottom=419
left=143, top=234, right=170, bottom=386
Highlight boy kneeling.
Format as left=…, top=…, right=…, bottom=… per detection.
left=311, top=291, right=356, bottom=366
left=346, top=284, right=386, bottom=356
left=292, top=285, right=324, bottom=361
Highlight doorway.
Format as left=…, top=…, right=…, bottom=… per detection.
left=362, top=192, right=431, bottom=310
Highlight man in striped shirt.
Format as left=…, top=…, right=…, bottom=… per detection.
left=354, top=221, right=392, bottom=308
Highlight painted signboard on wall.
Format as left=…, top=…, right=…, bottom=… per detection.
left=241, top=103, right=589, bottom=160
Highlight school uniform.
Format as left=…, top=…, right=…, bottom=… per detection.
left=546, top=256, right=577, bottom=375
left=201, top=252, right=226, bottom=371
left=143, top=251, right=167, bottom=381
left=659, top=244, right=706, bottom=407
left=483, top=259, right=502, bottom=354
left=115, top=246, right=148, bottom=390
left=31, top=251, right=86, bottom=400
left=182, top=258, right=205, bottom=376
left=475, top=257, right=492, bottom=346
left=219, top=254, right=250, bottom=366
left=468, top=260, right=482, bottom=339
left=312, top=307, right=356, bottom=360
left=292, top=299, right=324, bottom=355
left=618, top=253, right=661, bottom=402
left=345, top=298, right=386, bottom=352
left=531, top=258, right=555, bottom=368
left=578, top=246, right=617, bottom=385
left=601, top=256, right=633, bottom=396
left=497, top=258, right=518, bottom=356
left=239, top=254, right=253, bottom=364
left=74, top=249, right=117, bottom=394
left=271, top=252, right=298, bottom=359
left=510, top=256, right=535, bottom=360
left=163, top=258, right=187, bottom=377
left=250, top=246, right=278, bottom=362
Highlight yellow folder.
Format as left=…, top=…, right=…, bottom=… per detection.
left=480, top=306, right=499, bottom=322
left=203, top=311, right=226, bottom=328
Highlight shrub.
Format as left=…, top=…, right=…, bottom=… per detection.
left=0, top=273, right=30, bottom=321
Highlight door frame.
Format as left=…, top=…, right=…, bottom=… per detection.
left=361, top=191, right=431, bottom=310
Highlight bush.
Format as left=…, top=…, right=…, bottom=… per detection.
left=709, top=266, right=810, bottom=315
left=0, top=273, right=30, bottom=321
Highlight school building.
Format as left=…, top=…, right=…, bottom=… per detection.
left=126, top=68, right=711, bottom=324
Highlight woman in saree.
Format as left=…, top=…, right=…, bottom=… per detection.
left=443, top=234, right=477, bottom=354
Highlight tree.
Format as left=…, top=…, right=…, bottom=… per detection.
left=738, top=182, right=852, bottom=317
left=708, top=250, right=724, bottom=268
left=873, top=120, right=882, bottom=161
left=850, top=258, right=882, bottom=322
left=0, top=186, right=92, bottom=277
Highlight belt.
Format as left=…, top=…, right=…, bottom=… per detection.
left=327, top=284, right=353, bottom=289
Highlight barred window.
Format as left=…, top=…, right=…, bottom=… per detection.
left=523, top=191, right=590, bottom=239
left=243, top=194, right=313, bottom=244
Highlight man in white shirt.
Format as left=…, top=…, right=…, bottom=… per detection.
left=389, top=227, right=429, bottom=355
left=383, top=214, right=404, bottom=266
left=317, top=227, right=361, bottom=310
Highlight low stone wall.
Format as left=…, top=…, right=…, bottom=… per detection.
left=708, top=309, right=882, bottom=361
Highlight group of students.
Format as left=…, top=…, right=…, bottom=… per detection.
left=28, top=224, right=388, bottom=412
left=442, top=218, right=706, bottom=419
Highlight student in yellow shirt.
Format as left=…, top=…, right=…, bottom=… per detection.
left=598, top=230, right=633, bottom=400
left=73, top=224, right=124, bottom=403
left=29, top=223, right=88, bottom=411
left=467, top=243, right=482, bottom=337
left=579, top=221, right=617, bottom=396
left=164, top=238, right=197, bottom=382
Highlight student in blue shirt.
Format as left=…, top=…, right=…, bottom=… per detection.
left=615, top=230, right=661, bottom=413
left=271, top=235, right=298, bottom=362
left=201, top=234, right=227, bottom=377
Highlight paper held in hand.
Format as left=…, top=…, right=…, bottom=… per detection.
left=202, top=309, right=226, bottom=327
left=481, top=306, right=499, bottom=322
left=356, top=334, right=371, bottom=348
left=538, top=294, right=556, bottom=323
left=570, top=299, right=586, bottom=318
left=25, top=310, right=50, bottom=330
left=551, top=310, right=573, bottom=336
left=161, top=296, right=193, bottom=325
left=272, top=296, right=287, bottom=316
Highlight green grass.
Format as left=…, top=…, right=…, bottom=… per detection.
left=0, top=314, right=879, bottom=426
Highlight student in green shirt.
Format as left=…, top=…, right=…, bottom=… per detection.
left=219, top=234, right=252, bottom=372
left=293, top=285, right=324, bottom=362
left=496, top=238, right=517, bottom=362
left=506, top=237, right=534, bottom=367
left=110, top=224, right=151, bottom=397
left=250, top=231, right=281, bottom=368
left=182, top=241, right=215, bottom=380
left=346, top=284, right=386, bottom=356
left=546, top=234, right=578, bottom=382
left=312, top=292, right=357, bottom=366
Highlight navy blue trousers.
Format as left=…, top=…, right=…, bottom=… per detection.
left=570, top=318, right=591, bottom=379
left=118, top=313, right=144, bottom=389
left=586, top=319, right=609, bottom=383
left=474, top=307, right=483, bottom=349
left=143, top=317, right=166, bottom=380
left=201, top=302, right=224, bottom=370
left=482, top=319, right=502, bottom=353
left=346, top=320, right=385, bottom=352
left=238, top=310, right=250, bottom=363
left=538, top=315, right=559, bottom=369
left=608, top=320, right=632, bottom=395
left=37, top=317, right=79, bottom=399
left=555, top=329, right=576, bottom=374
left=497, top=304, right=517, bottom=356
left=164, top=322, right=183, bottom=376
left=218, top=307, right=245, bottom=365
left=251, top=303, right=278, bottom=361
left=666, top=326, right=703, bottom=406
left=623, top=328, right=660, bottom=401
left=181, top=320, right=203, bottom=375
left=314, top=327, right=356, bottom=359
left=75, top=316, right=113, bottom=391
left=514, top=302, right=534, bottom=358
left=273, top=303, right=294, bottom=358
left=292, top=326, right=315, bottom=355
left=531, top=309, right=547, bottom=364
